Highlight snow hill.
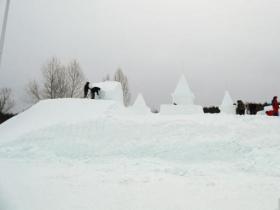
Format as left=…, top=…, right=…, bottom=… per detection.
left=0, top=99, right=280, bottom=210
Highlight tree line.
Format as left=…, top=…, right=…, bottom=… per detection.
left=26, top=57, right=131, bottom=106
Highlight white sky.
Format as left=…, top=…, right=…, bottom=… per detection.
left=0, top=0, right=280, bottom=111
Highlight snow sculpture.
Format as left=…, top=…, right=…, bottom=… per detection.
left=91, top=81, right=124, bottom=105
left=172, top=75, right=195, bottom=105
left=131, top=94, right=151, bottom=114
left=160, top=75, right=203, bottom=115
left=220, top=91, right=235, bottom=114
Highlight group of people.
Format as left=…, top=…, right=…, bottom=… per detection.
left=83, top=82, right=101, bottom=99
left=236, top=96, right=279, bottom=116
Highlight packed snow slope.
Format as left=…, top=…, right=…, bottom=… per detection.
left=0, top=99, right=280, bottom=210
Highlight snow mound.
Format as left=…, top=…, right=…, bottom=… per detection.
left=0, top=98, right=124, bottom=144
left=130, top=94, right=151, bottom=114
left=220, top=91, right=235, bottom=114
left=1, top=98, right=280, bottom=210
left=91, top=81, right=124, bottom=105
left=172, top=75, right=195, bottom=105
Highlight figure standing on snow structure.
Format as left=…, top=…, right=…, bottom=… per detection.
left=266, top=96, right=279, bottom=116
left=84, top=82, right=90, bottom=98
left=90, top=87, right=101, bottom=99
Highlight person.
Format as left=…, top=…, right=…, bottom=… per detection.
left=272, top=96, right=279, bottom=116
left=84, top=82, right=90, bottom=98
left=90, top=87, right=101, bottom=99
left=266, top=96, right=279, bottom=116
left=236, top=100, right=245, bottom=115
left=248, top=103, right=257, bottom=115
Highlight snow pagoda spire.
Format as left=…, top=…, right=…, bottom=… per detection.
left=220, top=90, right=235, bottom=114
left=172, top=75, right=195, bottom=105
left=221, top=91, right=233, bottom=107
left=134, top=94, right=147, bottom=107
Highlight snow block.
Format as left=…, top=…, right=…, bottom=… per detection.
left=160, top=104, right=203, bottom=115
left=91, top=81, right=124, bottom=105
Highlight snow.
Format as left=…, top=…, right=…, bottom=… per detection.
left=160, top=104, right=204, bottom=115
left=0, top=99, right=124, bottom=145
left=130, top=93, right=151, bottom=114
left=220, top=91, right=236, bottom=114
left=264, top=105, right=273, bottom=111
left=257, top=106, right=272, bottom=115
left=172, top=75, right=195, bottom=105
left=0, top=99, right=280, bottom=210
left=90, top=81, right=124, bottom=105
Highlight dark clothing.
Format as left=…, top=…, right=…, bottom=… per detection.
left=90, top=87, right=101, bottom=99
left=248, top=104, right=257, bottom=115
left=236, top=100, right=245, bottom=115
left=84, top=82, right=90, bottom=98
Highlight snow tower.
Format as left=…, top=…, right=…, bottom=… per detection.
left=160, top=75, right=203, bottom=115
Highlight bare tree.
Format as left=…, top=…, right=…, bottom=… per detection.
left=0, top=88, right=14, bottom=113
left=113, top=68, right=131, bottom=106
left=42, top=57, right=68, bottom=99
left=26, top=57, right=86, bottom=103
left=26, top=80, right=41, bottom=103
left=66, top=60, right=85, bottom=98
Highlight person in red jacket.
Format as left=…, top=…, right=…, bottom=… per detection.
left=266, top=96, right=279, bottom=116
left=272, top=96, right=279, bottom=116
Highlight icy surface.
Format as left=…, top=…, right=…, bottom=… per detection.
left=172, top=75, right=195, bottom=105
left=0, top=99, right=280, bottom=210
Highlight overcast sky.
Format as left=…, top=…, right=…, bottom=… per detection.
left=0, top=0, right=280, bottom=111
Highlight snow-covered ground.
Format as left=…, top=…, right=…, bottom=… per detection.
left=0, top=99, right=280, bottom=210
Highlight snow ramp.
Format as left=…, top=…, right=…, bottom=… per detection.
left=0, top=99, right=124, bottom=144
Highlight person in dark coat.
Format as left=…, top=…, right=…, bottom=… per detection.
left=236, top=100, right=245, bottom=115
left=248, top=103, right=257, bottom=115
left=84, top=82, right=90, bottom=98
left=90, top=87, right=101, bottom=99
left=266, top=96, right=279, bottom=116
